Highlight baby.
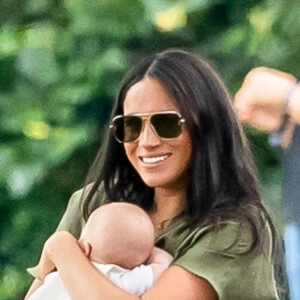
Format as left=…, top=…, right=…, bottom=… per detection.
left=26, top=202, right=172, bottom=299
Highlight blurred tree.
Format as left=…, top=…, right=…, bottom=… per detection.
left=0, top=0, right=299, bottom=298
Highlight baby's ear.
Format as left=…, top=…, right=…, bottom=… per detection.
left=79, top=240, right=91, bottom=257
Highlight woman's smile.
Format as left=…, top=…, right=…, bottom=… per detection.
left=139, top=153, right=171, bottom=165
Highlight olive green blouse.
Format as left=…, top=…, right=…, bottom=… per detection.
left=29, top=187, right=279, bottom=300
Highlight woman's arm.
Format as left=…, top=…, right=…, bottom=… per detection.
left=24, top=240, right=57, bottom=299
left=24, top=279, right=43, bottom=300
left=143, top=266, right=218, bottom=300
left=25, top=188, right=86, bottom=299
left=147, top=247, right=173, bottom=281
left=43, top=231, right=218, bottom=300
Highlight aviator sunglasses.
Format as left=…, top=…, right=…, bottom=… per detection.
left=109, top=111, right=186, bottom=143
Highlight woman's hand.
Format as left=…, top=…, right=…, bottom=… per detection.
left=36, top=246, right=55, bottom=281
left=234, top=67, right=297, bottom=131
left=147, top=247, right=173, bottom=265
left=25, top=231, right=82, bottom=299
left=37, top=231, right=78, bottom=280
left=146, top=247, right=173, bottom=281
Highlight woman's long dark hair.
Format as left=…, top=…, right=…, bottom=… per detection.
left=82, top=49, right=275, bottom=254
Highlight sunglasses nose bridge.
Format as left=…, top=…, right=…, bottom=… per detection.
left=138, top=117, right=161, bottom=145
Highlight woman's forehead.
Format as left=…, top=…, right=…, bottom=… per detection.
left=123, top=78, right=179, bottom=114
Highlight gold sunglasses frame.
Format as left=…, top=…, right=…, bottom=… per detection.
left=109, top=110, right=186, bottom=143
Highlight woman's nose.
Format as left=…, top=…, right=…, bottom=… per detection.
left=138, top=121, right=161, bottom=147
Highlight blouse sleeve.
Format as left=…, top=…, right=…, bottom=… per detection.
left=56, top=182, right=106, bottom=236
left=55, top=188, right=86, bottom=238
left=172, top=221, right=278, bottom=300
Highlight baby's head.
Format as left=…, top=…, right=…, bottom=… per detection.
left=78, top=202, right=155, bottom=269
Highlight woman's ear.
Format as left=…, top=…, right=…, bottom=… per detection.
left=78, top=240, right=91, bottom=257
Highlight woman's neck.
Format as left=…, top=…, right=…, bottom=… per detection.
left=152, top=185, right=186, bottom=220
left=148, top=186, right=186, bottom=235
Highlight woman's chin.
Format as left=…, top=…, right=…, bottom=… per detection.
left=142, top=177, right=166, bottom=188
left=142, top=176, right=179, bottom=189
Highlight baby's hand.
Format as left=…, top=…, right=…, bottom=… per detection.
left=147, top=247, right=173, bottom=281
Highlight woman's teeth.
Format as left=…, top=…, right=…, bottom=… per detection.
left=142, top=155, right=168, bottom=164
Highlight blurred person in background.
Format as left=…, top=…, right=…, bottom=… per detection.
left=235, top=67, right=300, bottom=300
left=25, top=50, right=280, bottom=300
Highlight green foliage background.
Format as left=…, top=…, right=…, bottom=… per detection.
left=1, top=0, right=299, bottom=299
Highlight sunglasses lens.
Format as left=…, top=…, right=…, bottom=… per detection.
left=151, top=113, right=182, bottom=138
left=113, top=116, right=142, bottom=142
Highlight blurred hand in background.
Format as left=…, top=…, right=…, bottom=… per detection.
left=234, top=67, right=298, bottom=131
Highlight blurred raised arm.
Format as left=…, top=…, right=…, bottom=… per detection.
left=234, top=67, right=300, bottom=130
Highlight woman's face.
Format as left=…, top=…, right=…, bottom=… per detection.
left=123, top=78, right=192, bottom=190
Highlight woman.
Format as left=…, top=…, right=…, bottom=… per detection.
left=26, top=50, right=279, bottom=300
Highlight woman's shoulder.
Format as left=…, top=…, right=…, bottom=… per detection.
left=161, top=205, right=273, bottom=258
left=165, top=211, right=278, bottom=300
left=67, top=182, right=107, bottom=210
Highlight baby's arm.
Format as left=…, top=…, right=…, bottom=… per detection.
left=147, top=246, right=173, bottom=281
